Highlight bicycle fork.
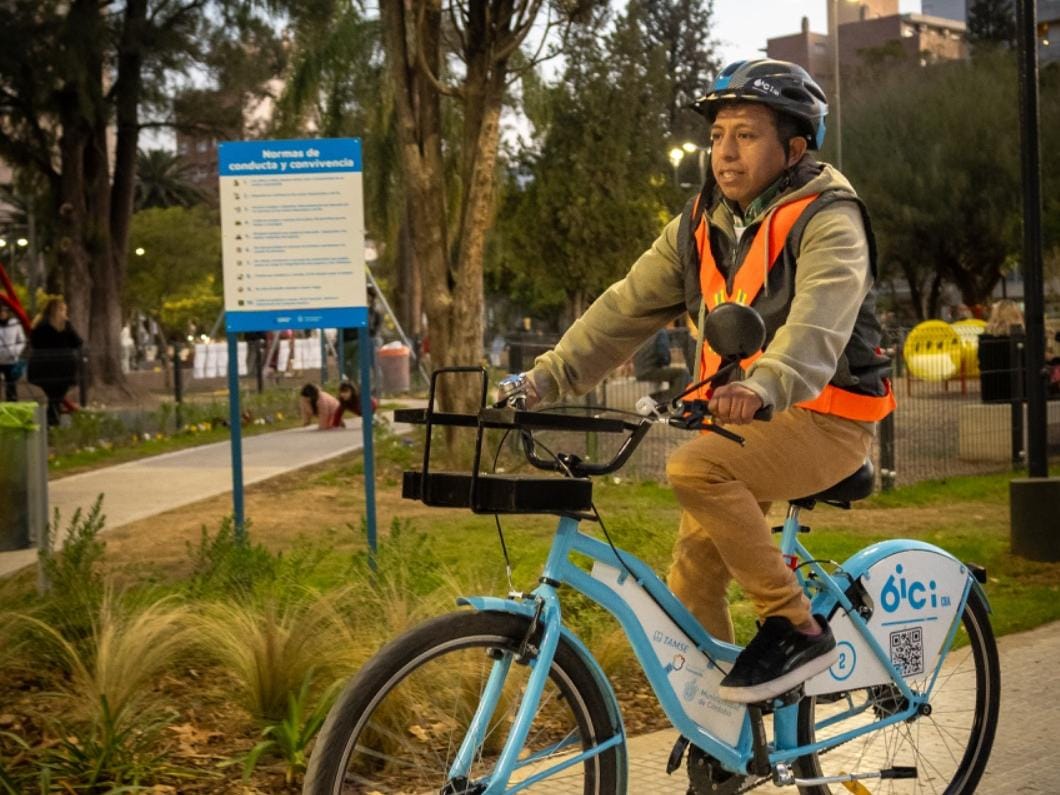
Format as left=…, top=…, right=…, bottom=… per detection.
left=446, top=587, right=563, bottom=794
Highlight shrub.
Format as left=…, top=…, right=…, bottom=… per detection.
left=185, top=516, right=278, bottom=599
left=36, top=497, right=107, bottom=647
left=190, top=592, right=354, bottom=724
left=243, top=669, right=340, bottom=786
left=8, top=591, right=193, bottom=790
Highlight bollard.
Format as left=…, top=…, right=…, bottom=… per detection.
left=879, top=412, right=896, bottom=492
left=78, top=349, right=89, bottom=408
left=173, top=341, right=184, bottom=430
left=1010, top=400, right=1025, bottom=468
left=255, top=338, right=265, bottom=394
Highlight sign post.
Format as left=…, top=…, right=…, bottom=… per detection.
left=218, top=138, right=375, bottom=549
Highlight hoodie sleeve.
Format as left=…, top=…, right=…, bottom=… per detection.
left=528, top=217, right=688, bottom=403
left=741, top=201, right=872, bottom=412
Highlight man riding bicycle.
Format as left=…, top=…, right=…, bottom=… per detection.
left=512, top=59, right=895, bottom=706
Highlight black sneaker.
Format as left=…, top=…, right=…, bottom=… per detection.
left=718, top=614, right=838, bottom=703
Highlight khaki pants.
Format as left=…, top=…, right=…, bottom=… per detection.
left=665, top=408, right=874, bottom=643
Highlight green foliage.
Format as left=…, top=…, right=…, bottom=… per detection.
left=134, top=149, right=207, bottom=210
left=185, top=517, right=280, bottom=599
left=35, top=696, right=178, bottom=792
left=489, top=5, right=676, bottom=325
left=641, top=0, right=720, bottom=138
left=242, top=669, right=339, bottom=786
left=6, top=594, right=194, bottom=791
left=843, top=52, right=1028, bottom=315
left=47, top=386, right=304, bottom=471
left=37, top=498, right=107, bottom=644
left=191, top=593, right=351, bottom=724
left=127, top=205, right=223, bottom=336
left=50, top=410, right=130, bottom=453
left=967, top=0, right=1016, bottom=50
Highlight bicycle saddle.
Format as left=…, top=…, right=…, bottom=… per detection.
left=790, top=460, right=875, bottom=509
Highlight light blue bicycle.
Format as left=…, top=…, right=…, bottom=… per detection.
left=305, top=305, right=1000, bottom=795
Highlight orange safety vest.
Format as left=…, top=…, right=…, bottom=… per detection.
left=693, top=194, right=896, bottom=422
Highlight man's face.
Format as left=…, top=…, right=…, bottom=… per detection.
left=710, top=103, right=798, bottom=211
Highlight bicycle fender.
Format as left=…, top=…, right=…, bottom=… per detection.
left=805, top=540, right=984, bottom=696
left=457, top=596, right=628, bottom=743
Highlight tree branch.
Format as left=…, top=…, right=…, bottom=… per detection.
left=415, top=1, right=464, bottom=98
left=492, top=0, right=545, bottom=63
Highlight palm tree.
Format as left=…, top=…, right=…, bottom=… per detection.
left=134, top=149, right=206, bottom=210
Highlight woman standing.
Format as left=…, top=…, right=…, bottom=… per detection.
left=28, top=297, right=83, bottom=426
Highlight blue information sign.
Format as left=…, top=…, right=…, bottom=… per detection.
left=219, top=138, right=365, bottom=332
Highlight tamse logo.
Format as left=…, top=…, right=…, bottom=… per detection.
left=880, top=564, right=950, bottom=613
left=752, top=78, right=781, bottom=97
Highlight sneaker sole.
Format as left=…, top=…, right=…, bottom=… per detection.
left=717, top=647, right=840, bottom=704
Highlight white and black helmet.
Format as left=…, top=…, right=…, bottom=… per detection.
left=691, top=59, right=829, bottom=150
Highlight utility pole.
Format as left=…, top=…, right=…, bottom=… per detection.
left=1010, top=0, right=1059, bottom=562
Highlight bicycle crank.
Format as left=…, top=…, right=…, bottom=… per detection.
left=772, top=762, right=918, bottom=789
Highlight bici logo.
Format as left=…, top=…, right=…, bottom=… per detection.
left=880, top=564, right=948, bottom=613
left=752, top=78, right=781, bottom=97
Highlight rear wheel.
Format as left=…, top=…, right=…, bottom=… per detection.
left=304, top=610, right=625, bottom=794
left=793, top=587, right=999, bottom=794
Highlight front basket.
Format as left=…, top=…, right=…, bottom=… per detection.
left=402, top=471, right=593, bottom=515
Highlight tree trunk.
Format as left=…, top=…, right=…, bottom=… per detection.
left=86, top=0, right=146, bottom=390
left=54, top=0, right=107, bottom=336
left=382, top=1, right=453, bottom=406
left=897, top=258, right=924, bottom=322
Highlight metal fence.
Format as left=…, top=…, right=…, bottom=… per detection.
left=508, top=329, right=1060, bottom=489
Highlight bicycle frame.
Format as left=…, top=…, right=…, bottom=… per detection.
left=451, top=506, right=979, bottom=794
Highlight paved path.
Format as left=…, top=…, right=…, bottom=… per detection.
left=0, top=415, right=390, bottom=579
left=623, top=620, right=1057, bottom=793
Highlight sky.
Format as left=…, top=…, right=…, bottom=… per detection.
left=711, top=0, right=925, bottom=65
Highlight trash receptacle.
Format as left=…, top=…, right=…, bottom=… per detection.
left=0, top=402, right=48, bottom=551
left=378, top=344, right=411, bottom=394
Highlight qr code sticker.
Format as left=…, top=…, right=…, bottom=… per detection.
left=889, top=627, right=924, bottom=677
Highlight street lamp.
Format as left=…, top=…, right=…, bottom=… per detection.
left=669, top=143, right=709, bottom=188
left=668, top=146, right=684, bottom=187
left=683, top=141, right=708, bottom=185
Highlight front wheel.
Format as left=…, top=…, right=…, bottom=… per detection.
left=304, top=610, right=626, bottom=794
left=793, top=585, right=999, bottom=794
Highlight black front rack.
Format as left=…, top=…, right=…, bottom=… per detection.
left=396, top=367, right=646, bottom=516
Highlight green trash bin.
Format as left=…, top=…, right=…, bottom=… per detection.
left=0, top=402, right=48, bottom=552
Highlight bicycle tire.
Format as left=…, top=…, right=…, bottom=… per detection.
left=793, top=585, right=999, bottom=794
left=303, top=610, right=625, bottom=794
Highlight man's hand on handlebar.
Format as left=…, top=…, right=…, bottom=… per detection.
left=708, top=383, right=765, bottom=425
left=495, top=372, right=542, bottom=409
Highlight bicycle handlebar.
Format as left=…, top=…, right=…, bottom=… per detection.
left=397, top=382, right=772, bottom=479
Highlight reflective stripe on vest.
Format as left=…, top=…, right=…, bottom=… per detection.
left=694, top=194, right=897, bottom=422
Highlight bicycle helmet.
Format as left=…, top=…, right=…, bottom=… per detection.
left=691, top=59, right=829, bottom=150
